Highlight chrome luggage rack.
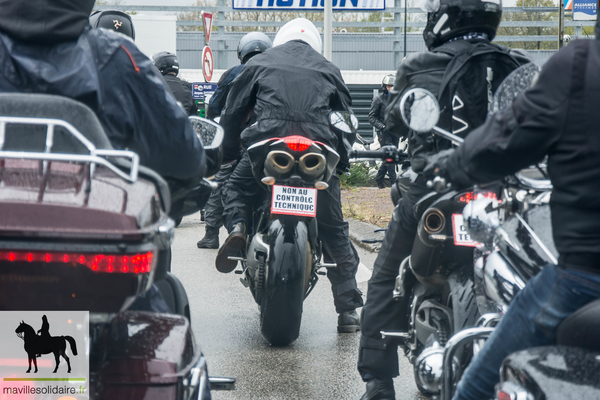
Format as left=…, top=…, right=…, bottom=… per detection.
left=0, top=116, right=139, bottom=183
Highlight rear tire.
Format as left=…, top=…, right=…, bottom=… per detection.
left=259, top=225, right=308, bottom=346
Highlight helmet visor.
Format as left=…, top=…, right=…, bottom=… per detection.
left=420, top=0, right=440, bottom=13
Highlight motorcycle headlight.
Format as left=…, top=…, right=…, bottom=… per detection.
left=463, top=195, right=500, bottom=248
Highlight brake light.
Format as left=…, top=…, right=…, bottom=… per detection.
left=457, top=191, right=497, bottom=204
left=283, top=136, right=313, bottom=152
left=0, top=250, right=154, bottom=274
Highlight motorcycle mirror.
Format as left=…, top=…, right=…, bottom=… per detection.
left=329, top=111, right=359, bottom=134
left=189, top=116, right=224, bottom=178
left=188, top=116, right=224, bottom=150
left=399, top=88, right=440, bottom=133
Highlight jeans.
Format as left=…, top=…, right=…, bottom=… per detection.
left=452, top=264, right=600, bottom=400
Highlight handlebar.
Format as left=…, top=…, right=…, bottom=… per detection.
left=349, top=149, right=387, bottom=159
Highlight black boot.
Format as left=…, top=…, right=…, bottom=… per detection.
left=197, top=226, right=219, bottom=249
left=215, top=222, right=246, bottom=273
left=337, top=310, right=360, bottom=333
left=361, top=378, right=395, bottom=400
left=377, top=180, right=386, bottom=189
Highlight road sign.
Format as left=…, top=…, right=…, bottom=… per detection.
left=202, top=46, right=214, bottom=82
left=201, top=11, right=213, bottom=45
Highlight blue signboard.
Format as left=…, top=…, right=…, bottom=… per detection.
left=573, top=0, right=597, bottom=20
left=233, top=0, right=384, bottom=11
left=192, top=82, right=218, bottom=102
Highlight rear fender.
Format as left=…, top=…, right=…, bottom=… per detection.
left=265, top=217, right=309, bottom=300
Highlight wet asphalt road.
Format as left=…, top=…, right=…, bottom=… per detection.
left=171, top=215, right=428, bottom=400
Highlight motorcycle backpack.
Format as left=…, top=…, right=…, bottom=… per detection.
left=432, top=40, right=528, bottom=151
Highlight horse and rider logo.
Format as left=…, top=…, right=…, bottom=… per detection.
left=15, top=315, right=78, bottom=373
left=113, top=20, right=122, bottom=30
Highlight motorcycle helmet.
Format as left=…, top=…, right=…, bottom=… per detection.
left=273, top=18, right=322, bottom=54
left=421, top=0, right=502, bottom=50
left=382, top=74, right=396, bottom=93
left=152, top=51, right=179, bottom=76
left=237, top=32, right=272, bottom=63
left=89, top=10, right=135, bottom=40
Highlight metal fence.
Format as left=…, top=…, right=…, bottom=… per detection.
left=96, top=4, right=595, bottom=71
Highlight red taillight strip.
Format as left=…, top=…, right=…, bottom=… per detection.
left=282, top=135, right=314, bottom=152
left=0, top=250, right=154, bottom=274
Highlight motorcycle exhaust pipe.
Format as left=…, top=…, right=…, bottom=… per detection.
left=264, top=150, right=295, bottom=177
left=424, top=209, right=445, bottom=235
left=298, top=152, right=326, bottom=180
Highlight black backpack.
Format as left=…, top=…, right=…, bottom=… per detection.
left=432, top=40, right=529, bottom=151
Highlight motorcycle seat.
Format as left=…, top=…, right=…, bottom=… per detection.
left=557, top=297, right=600, bottom=352
left=0, top=93, right=171, bottom=212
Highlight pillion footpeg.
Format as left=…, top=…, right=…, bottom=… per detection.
left=380, top=331, right=410, bottom=340
left=317, top=262, right=337, bottom=269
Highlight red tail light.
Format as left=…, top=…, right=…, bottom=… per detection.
left=496, top=391, right=514, bottom=400
left=457, top=191, right=498, bottom=204
left=0, top=250, right=154, bottom=274
left=283, top=136, right=313, bottom=152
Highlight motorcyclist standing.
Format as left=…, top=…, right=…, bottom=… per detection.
left=152, top=51, right=198, bottom=117
left=0, top=0, right=205, bottom=180
left=357, top=0, right=529, bottom=397
left=205, top=32, right=272, bottom=121
left=197, top=32, right=272, bottom=249
left=369, top=74, right=399, bottom=189
left=424, top=21, right=600, bottom=400
left=216, top=18, right=364, bottom=332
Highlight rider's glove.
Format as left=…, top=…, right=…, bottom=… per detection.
left=423, top=149, right=454, bottom=182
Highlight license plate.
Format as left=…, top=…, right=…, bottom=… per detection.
left=452, top=214, right=477, bottom=247
left=271, top=185, right=317, bottom=217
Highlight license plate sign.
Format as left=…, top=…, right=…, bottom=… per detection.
left=271, top=185, right=317, bottom=217
left=452, top=214, right=477, bottom=247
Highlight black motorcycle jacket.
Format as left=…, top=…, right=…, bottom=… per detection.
left=164, top=74, right=198, bottom=117
left=369, top=92, right=397, bottom=147
left=220, top=40, right=352, bottom=160
left=206, top=64, right=243, bottom=120
left=385, top=39, right=530, bottom=172
left=369, top=93, right=387, bottom=133
left=445, top=39, right=600, bottom=259
left=0, top=0, right=205, bottom=180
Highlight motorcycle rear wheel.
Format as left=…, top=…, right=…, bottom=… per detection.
left=259, top=227, right=309, bottom=346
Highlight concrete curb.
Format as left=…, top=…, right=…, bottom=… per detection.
left=345, top=218, right=385, bottom=253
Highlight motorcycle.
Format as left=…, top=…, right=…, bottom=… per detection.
left=399, top=65, right=591, bottom=400
left=229, top=112, right=358, bottom=346
left=0, top=93, right=234, bottom=399
left=350, top=94, right=482, bottom=396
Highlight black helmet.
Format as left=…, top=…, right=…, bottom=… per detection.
left=152, top=52, right=179, bottom=76
left=421, top=0, right=502, bottom=50
left=382, top=74, right=396, bottom=93
left=237, top=32, right=272, bottom=63
left=89, top=10, right=135, bottom=40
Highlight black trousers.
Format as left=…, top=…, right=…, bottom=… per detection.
left=222, top=152, right=364, bottom=313
left=357, top=175, right=431, bottom=380
left=203, top=160, right=237, bottom=230
left=375, top=163, right=397, bottom=185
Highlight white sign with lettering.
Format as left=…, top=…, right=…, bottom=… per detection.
left=271, top=185, right=317, bottom=217
left=233, top=0, right=384, bottom=11
left=452, top=214, right=478, bottom=247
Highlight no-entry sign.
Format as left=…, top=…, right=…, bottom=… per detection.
left=202, top=46, right=214, bottom=82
